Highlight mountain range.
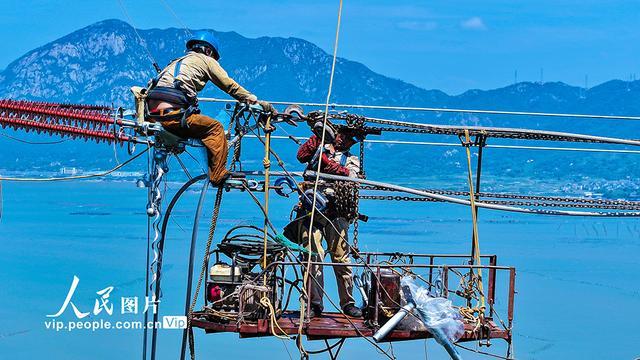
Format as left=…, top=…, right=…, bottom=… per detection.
left=1, top=19, right=639, bottom=197
left=2, top=19, right=640, bottom=117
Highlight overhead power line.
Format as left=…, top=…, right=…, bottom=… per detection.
left=199, top=97, right=640, bottom=121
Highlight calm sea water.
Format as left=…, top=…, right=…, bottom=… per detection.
left=0, top=180, right=638, bottom=359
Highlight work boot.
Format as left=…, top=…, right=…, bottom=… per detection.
left=308, top=304, right=323, bottom=319
left=342, top=304, right=362, bottom=318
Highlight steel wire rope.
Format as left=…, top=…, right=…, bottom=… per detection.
left=198, top=98, right=640, bottom=122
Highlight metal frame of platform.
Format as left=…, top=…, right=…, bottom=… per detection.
left=192, top=252, right=515, bottom=349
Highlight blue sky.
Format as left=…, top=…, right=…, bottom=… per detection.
left=2, top=0, right=639, bottom=94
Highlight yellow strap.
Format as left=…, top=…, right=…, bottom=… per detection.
left=262, top=115, right=272, bottom=286
left=463, top=129, right=486, bottom=310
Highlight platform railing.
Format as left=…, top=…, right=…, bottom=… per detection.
left=253, top=257, right=514, bottom=336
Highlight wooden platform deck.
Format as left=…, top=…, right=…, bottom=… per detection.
left=191, top=311, right=510, bottom=343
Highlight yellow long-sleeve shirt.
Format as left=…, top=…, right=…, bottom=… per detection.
left=153, top=51, right=254, bottom=102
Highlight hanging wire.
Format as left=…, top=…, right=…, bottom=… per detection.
left=157, top=0, right=193, bottom=38
left=115, top=0, right=162, bottom=72
left=0, top=131, right=69, bottom=144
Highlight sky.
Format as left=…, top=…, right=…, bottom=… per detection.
left=2, top=0, right=640, bottom=94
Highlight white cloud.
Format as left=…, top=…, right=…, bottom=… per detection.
left=397, top=21, right=438, bottom=31
left=461, top=16, right=486, bottom=31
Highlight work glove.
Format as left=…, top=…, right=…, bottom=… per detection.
left=258, top=100, right=278, bottom=115
left=246, top=94, right=258, bottom=104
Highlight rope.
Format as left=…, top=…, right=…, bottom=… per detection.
left=459, top=129, right=487, bottom=338
left=304, top=339, right=346, bottom=355
left=188, top=186, right=224, bottom=360
left=362, top=139, right=640, bottom=154
left=462, top=130, right=486, bottom=310
left=262, top=115, right=273, bottom=286
left=299, top=1, right=344, bottom=356
left=0, top=149, right=147, bottom=181
left=259, top=296, right=291, bottom=339
left=180, top=179, right=209, bottom=360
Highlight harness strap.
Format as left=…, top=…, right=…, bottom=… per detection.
left=145, top=54, right=197, bottom=128
left=173, top=58, right=184, bottom=78
left=147, top=54, right=191, bottom=93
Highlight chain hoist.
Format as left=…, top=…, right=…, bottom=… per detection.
left=332, top=180, right=360, bottom=221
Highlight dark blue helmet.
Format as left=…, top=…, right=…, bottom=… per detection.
left=186, top=30, right=221, bottom=60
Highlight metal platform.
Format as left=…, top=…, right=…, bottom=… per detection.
left=192, top=311, right=509, bottom=342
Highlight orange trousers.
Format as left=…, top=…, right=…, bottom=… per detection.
left=161, top=114, right=229, bottom=184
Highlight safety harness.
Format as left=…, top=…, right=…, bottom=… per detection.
left=145, top=54, right=199, bottom=128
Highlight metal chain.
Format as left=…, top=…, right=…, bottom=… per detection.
left=359, top=140, right=366, bottom=178
left=354, top=135, right=365, bottom=252
left=332, top=181, right=360, bottom=221
left=359, top=185, right=640, bottom=208
left=328, top=113, right=639, bottom=144
left=352, top=218, right=359, bottom=253
left=359, top=195, right=640, bottom=210
left=352, top=184, right=360, bottom=253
